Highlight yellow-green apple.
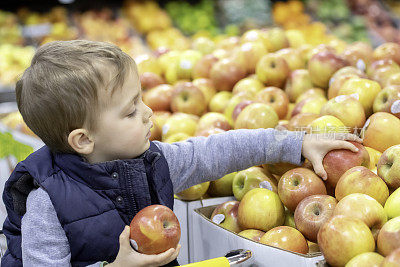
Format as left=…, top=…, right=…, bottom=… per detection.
left=234, top=103, right=279, bottom=130
left=295, top=88, right=326, bottom=104
left=208, top=172, right=236, bottom=197
left=288, top=113, right=319, bottom=132
left=345, top=252, right=384, bottom=267
left=262, top=162, right=298, bottom=177
left=195, top=127, right=225, bottom=137
left=377, top=216, right=400, bottom=256
left=231, top=100, right=256, bottom=122
left=232, top=77, right=264, bottom=96
left=308, top=241, right=320, bottom=253
left=335, top=166, right=389, bottom=206
left=317, top=215, right=375, bottom=267
left=209, top=91, right=232, bottom=113
left=328, top=74, right=360, bottom=100
left=365, top=146, right=382, bottom=170
left=192, top=54, right=218, bottom=79
left=385, top=187, right=400, bottom=219
left=130, top=205, right=180, bottom=254
left=362, top=112, right=400, bottom=153
left=367, top=59, right=400, bottom=77
left=373, top=42, right=400, bottom=65
left=323, top=141, right=370, bottom=187
left=210, top=200, right=241, bottom=233
left=284, top=208, right=296, bottom=228
left=294, top=195, right=337, bottom=242
left=381, top=247, right=400, bottom=267
left=171, top=82, right=207, bottom=116
left=284, top=69, right=314, bottom=102
left=259, top=226, right=308, bottom=254
left=275, top=48, right=305, bottom=70
left=135, top=54, right=162, bottom=76
left=238, top=188, right=285, bottom=231
left=192, top=78, right=216, bottom=104
left=320, top=95, right=366, bottom=130
left=285, top=103, right=295, bottom=120
left=176, top=182, right=210, bottom=201
left=162, top=113, right=198, bottom=140
left=338, top=77, right=382, bottom=116
left=175, top=50, right=202, bottom=80
left=285, top=29, right=306, bottom=48
left=308, top=115, right=349, bottom=133
left=278, top=168, right=327, bottom=212
left=261, top=27, right=289, bottom=52
left=143, top=84, right=173, bottom=112
left=255, top=87, right=289, bottom=119
left=233, top=166, right=278, bottom=201
left=308, top=51, right=349, bottom=88
left=234, top=41, right=267, bottom=73
left=292, top=97, right=327, bottom=117
left=192, top=36, right=215, bottom=55
left=158, top=50, right=181, bottom=75
left=334, top=193, right=387, bottom=239
left=140, top=72, right=164, bottom=90
left=164, top=133, right=191, bottom=143
left=373, top=86, right=400, bottom=117
left=378, top=144, right=400, bottom=189
left=256, top=53, right=290, bottom=88
left=210, top=58, right=247, bottom=91
left=196, top=112, right=231, bottom=133
left=238, top=229, right=265, bottom=242
left=150, top=111, right=171, bottom=141
left=224, top=93, right=255, bottom=125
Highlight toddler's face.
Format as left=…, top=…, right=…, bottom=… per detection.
left=89, top=70, right=153, bottom=162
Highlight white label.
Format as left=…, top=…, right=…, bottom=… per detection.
left=130, top=239, right=138, bottom=251
left=391, top=100, right=400, bottom=114
left=22, top=23, right=51, bottom=38
left=179, top=60, right=193, bottom=70
left=329, top=77, right=335, bottom=87
left=335, top=95, right=348, bottom=103
left=212, top=214, right=225, bottom=225
left=356, top=59, right=366, bottom=71
left=259, top=181, right=273, bottom=191
left=349, top=93, right=359, bottom=100
left=162, top=124, right=170, bottom=135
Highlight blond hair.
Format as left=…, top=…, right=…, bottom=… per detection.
left=16, top=40, right=136, bottom=153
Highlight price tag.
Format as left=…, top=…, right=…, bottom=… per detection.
left=212, top=214, right=225, bottom=225
left=22, top=23, right=51, bottom=38
left=259, top=181, right=273, bottom=191
left=391, top=100, right=400, bottom=114
left=130, top=239, right=138, bottom=251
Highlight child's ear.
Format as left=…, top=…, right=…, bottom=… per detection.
left=67, top=129, right=94, bottom=155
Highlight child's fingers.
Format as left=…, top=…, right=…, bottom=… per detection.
left=330, top=140, right=359, bottom=153
left=149, top=245, right=181, bottom=266
left=311, top=158, right=327, bottom=180
left=119, top=226, right=131, bottom=247
left=335, top=133, right=363, bottom=143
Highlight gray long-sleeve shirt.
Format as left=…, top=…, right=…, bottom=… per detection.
left=21, top=129, right=305, bottom=266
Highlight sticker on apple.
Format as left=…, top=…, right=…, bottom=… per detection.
left=329, top=77, right=335, bottom=87
left=349, top=93, right=359, bottom=101
left=334, top=95, right=348, bottom=103
left=162, top=125, right=170, bottom=135
left=391, top=100, right=400, bottom=114
left=130, top=239, right=138, bottom=251
left=356, top=59, right=366, bottom=72
left=259, top=181, right=273, bottom=191
left=212, top=214, right=225, bottom=225
left=180, top=60, right=192, bottom=70
left=363, top=118, right=370, bottom=129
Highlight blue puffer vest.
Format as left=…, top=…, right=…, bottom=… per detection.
left=1, top=142, right=176, bottom=267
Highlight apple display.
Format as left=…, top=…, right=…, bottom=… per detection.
left=210, top=200, right=242, bottom=233
left=294, top=195, right=337, bottom=242
left=259, top=226, right=309, bottom=254
left=232, top=77, right=264, bottom=96
left=284, top=69, right=314, bottom=102
left=335, top=166, right=389, bottom=206
left=362, top=112, right=400, bottom=153
left=333, top=193, right=387, bottom=239
left=238, top=229, right=265, bottom=242
left=256, top=53, right=290, bottom=88
left=317, top=215, right=375, bottom=267
left=140, top=72, right=164, bottom=90
left=384, top=187, right=400, bottom=219
left=208, top=91, right=233, bottom=113
left=143, top=84, right=173, bottom=112
left=192, top=78, right=216, bottom=104
left=208, top=172, right=236, bottom=197
left=377, top=144, right=400, bottom=189
left=255, top=87, right=289, bottom=119
left=170, top=82, right=207, bottom=116
left=238, top=188, right=285, bottom=231
left=130, top=205, right=180, bottom=254
left=345, top=252, right=384, bottom=267
left=192, top=54, right=218, bottom=79
left=162, top=113, right=198, bottom=141
left=176, top=182, right=210, bottom=201
left=210, top=58, right=247, bottom=92
left=233, top=166, right=278, bottom=201
left=377, top=216, right=400, bottom=256
left=323, top=141, right=370, bottom=187
left=234, top=103, right=279, bottom=130
left=278, top=168, right=327, bottom=212
left=308, top=115, right=349, bottom=134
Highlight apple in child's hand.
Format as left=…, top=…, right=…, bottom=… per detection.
left=211, top=200, right=241, bottom=233
left=130, top=205, right=181, bottom=255
left=238, top=229, right=265, bottom=242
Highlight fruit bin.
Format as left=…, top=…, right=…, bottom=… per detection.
left=191, top=205, right=325, bottom=267
left=174, top=196, right=235, bottom=264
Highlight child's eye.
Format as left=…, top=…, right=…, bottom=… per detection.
left=127, top=110, right=136, bottom=118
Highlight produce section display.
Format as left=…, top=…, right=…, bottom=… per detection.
left=1, top=0, right=400, bottom=266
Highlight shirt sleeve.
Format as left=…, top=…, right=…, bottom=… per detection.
left=21, top=187, right=102, bottom=267
left=154, top=128, right=305, bottom=193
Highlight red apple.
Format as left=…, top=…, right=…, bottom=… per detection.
left=278, top=168, right=327, bottom=212
left=323, top=141, right=370, bottom=187
left=317, top=215, right=375, bottom=267
left=171, top=82, right=207, bottom=116
left=377, top=216, right=400, bottom=256
left=140, top=72, right=164, bottom=90
left=294, top=195, right=337, bottom=242
left=210, top=58, right=247, bottom=91
left=143, top=84, right=173, bottom=112
left=256, top=87, right=289, bottom=119
left=238, top=229, right=265, bottom=242
left=211, top=200, right=242, bottom=233
left=196, top=112, right=231, bottom=134
left=130, top=205, right=180, bottom=254
left=259, top=226, right=308, bottom=254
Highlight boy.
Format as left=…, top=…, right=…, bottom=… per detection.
left=1, top=40, right=361, bottom=267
